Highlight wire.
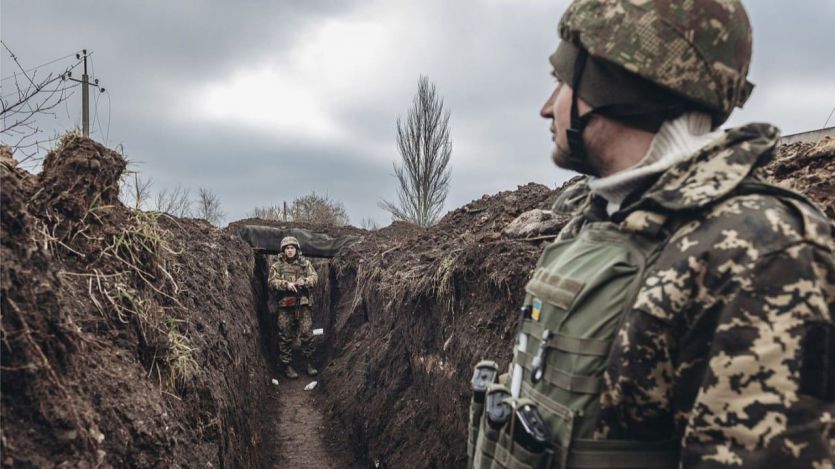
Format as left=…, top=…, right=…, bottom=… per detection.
left=103, top=89, right=112, bottom=145
left=88, top=53, right=110, bottom=144
left=823, top=107, right=835, bottom=129
left=0, top=58, right=83, bottom=99
left=93, top=81, right=102, bottom=137
left=0, top=47, right=83, bottom=82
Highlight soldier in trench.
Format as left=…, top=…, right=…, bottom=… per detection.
left=268, top=236, right=319, bottom=379
left=468, top=0, right=835, bottom=468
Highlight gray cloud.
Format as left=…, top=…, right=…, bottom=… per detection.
left=2, top=0, right=833, bottom=227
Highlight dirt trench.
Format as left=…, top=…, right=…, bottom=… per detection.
left=2, top=135, right=833, bottom=468
left=0, top=138, right=358, bottom=468
left=248, top=247, right=366, bottom=468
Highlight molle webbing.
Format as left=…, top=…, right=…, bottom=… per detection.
left=564, top=439, right=679, bottom=468
left=521, top=321, right=611, bottom=357
left=518, top=349, right=601, bottom=394
left=525, top=270, right=584, bottom=310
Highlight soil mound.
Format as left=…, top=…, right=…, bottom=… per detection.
left=768, top=136, right=835, bottom=219
left=319, top=183, right=559, bottom=467
left=1, top=137, right=270, bottom=467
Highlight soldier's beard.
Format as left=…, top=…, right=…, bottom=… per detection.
left=550, top=119, right=613, bottom=177
left=551, top=134, right=601, bottom=176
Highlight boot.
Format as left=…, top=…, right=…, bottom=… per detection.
left=306, top=362, right=318, bottom=376
left=284, top=364, right=299, bottom=379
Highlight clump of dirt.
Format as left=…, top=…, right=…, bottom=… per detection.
left=1, top=137, right=270, bottom=467
left=766, top=136, right=835, bottom=219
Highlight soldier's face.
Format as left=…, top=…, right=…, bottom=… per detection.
left=540, top=79, right=594, bottom=171
left=284, top=246, right=297, bottom=258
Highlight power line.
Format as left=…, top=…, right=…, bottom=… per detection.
left=0, top=60, right=83, bottom=99
left=103, top=89, right=112, bottom=144
left=88, top=53, right=111, bottom=144
left=0, top=47, right=83, bottom=82
left=823, top=107, right=835, bottom=129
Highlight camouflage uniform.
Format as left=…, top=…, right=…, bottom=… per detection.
left=268, top=250, right=318, bottom=367
left=559, top=125, right=835, bottom=467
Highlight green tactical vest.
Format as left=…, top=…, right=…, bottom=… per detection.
left=470, top=207, right=679, bottom=469
left=274, top=256, right=314, bottom=307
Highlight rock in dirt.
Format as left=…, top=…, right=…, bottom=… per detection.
left=502, top=208, right=570, bottom=239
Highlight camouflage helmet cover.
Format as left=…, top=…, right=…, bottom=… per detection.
left=280, top=236, right=300, bottom=251
left=558, top=0, right=755, bottom=123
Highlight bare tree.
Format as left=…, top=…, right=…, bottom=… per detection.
left=290, top=191, right=349, bottom=226
left=154, top=185, right=192, bottom=218
left=250, top=204, right=286, bottom=221
left=1, top=42, right=80, bottom=163
left=379, top=75, right=452, bottom=227
left=195, top=187, right=225, bottom=226
left=359, top=217, right=380, bottom=231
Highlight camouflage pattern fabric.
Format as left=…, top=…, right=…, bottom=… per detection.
left=268, top=253, right=318, bottom=307
left=558, top=0, right=754, bottom=123
left=556, top=123, right=835, bottom=467
left=276, top=305, right=315, bottom=365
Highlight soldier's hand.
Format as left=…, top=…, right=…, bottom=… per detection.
left=287, top=283, right=298, bottom=293
left=296, top=278, right=305, bottom=286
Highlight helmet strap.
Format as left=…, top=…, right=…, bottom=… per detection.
left=564, top=48, right=599, bottom=176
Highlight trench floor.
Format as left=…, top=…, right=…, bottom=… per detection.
left=260, top=371, right=358, bottom=468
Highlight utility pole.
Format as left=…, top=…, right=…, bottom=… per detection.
left=82, top=50, right=89, bottom=136
left=67, top=49, right=105, bottom=137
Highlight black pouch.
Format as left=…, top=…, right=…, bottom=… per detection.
left=800, top=320, right=835, bottom=401
left=469, top=361, right=499, bottom=467
left=473, top=384, right=512, bottom=468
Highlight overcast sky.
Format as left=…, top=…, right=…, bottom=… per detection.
left=2, top=0, right=834, bottom=227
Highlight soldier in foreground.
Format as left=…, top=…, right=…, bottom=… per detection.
left=268, top=236, right=319, bottom=379
left=468, top=0, right=835, bottom=467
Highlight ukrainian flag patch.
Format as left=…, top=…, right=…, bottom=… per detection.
left=531, top=298, right=542, bottom=321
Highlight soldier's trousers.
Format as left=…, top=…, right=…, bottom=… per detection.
left=276, top=305, right=315, bottom=365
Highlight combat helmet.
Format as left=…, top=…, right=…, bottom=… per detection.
left=556, top=0, right=754, bottom=125
left=280, top=236, right=300, bottom=251
left=550, top=0, right=755, bottom=174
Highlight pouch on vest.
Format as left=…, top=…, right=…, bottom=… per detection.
left=489, top=398, right=556, bottom=469
left=469, top=360, right=499, bottom=468
left=472, top=384, right=512, bottom=468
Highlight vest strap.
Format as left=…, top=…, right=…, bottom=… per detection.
left=522, top=321, right=612, bottom=357
left=564, top=439, right=679, bottom=468
left=518, top=350, right=602, bottom=394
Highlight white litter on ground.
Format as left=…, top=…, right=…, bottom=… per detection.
left=304, top=381, right=318, bottom=391
left=271, top=378, right=279, bottom=385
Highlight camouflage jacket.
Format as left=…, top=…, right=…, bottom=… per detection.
left=554, top=124, right=835, bottom=467
left=268, top=254, right=318, bottom=307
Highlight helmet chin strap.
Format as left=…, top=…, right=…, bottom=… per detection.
left=562, top=48, right=599, bottom=176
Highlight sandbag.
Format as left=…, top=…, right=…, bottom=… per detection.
left=237, top=225, right=361, bottom=258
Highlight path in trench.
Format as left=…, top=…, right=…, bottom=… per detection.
left=260, top=372, right=358, bottom=469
